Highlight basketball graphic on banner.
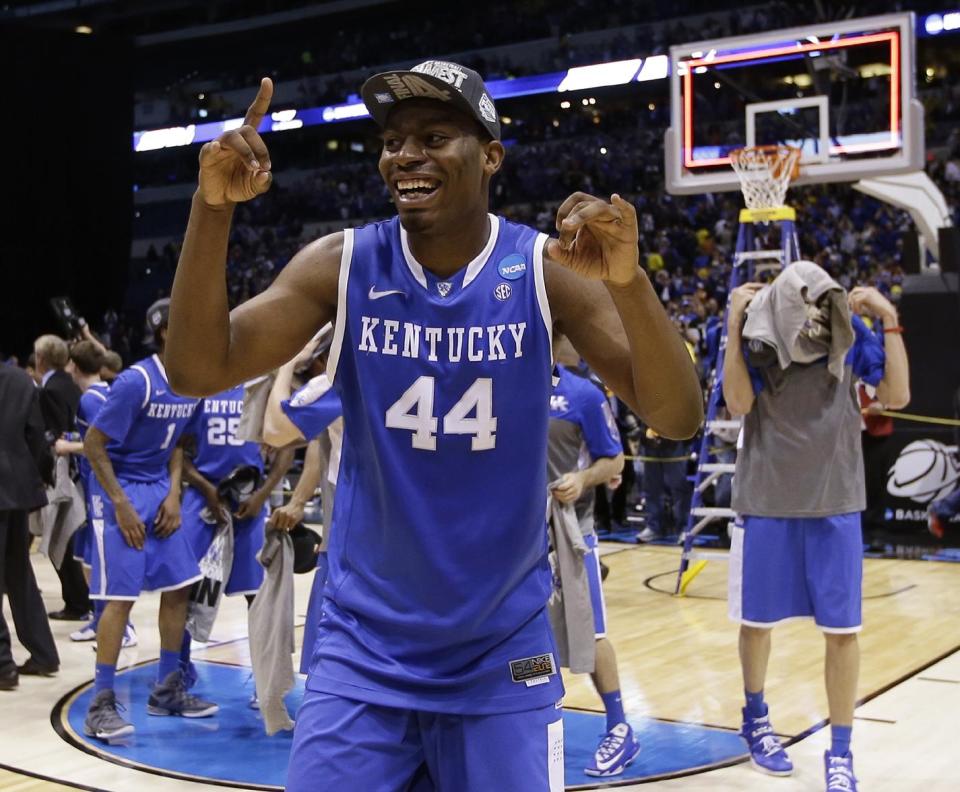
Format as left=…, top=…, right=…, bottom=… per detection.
left=886, top=439, right=960, bottom=504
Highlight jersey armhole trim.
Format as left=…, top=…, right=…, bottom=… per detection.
left=533, top=232, right=553, bottom=360
left=326, top=228, right=354, bottom=383
left=130, top=365, right=151, bottom=409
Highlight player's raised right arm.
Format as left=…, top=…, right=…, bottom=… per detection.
left=166, top=78, right=340, bottom=397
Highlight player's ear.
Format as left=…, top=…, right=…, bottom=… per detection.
left=482, top=139, right=505, bottom=176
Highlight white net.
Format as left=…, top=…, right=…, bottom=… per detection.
left=729, top=145, right=801, bottom=210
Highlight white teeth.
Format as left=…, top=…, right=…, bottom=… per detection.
left=397, top=178, right=439, bottom=191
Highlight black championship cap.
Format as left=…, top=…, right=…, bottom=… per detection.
left=361, top=60, right=501, bottom=141
left=143, top=298, right=170, bottom=344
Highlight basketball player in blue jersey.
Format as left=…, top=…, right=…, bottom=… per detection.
left=547, top=337, right=638, bottom=777
left=167, top=62, right=702, bottom=790
left=53, top=342, right=136, bottom=648
left=82, top=300, right=218, bottom=742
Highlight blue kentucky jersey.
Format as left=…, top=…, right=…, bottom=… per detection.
left=310, top=213, right=561, bottom=714
left=281, top=375, right=343, bottom=441
left=76, top=380, right=110, bottom=489
left=185, top=384, right=263, bottom=483
left=547, top=365, right=621, bottom=478
left=91, top=354, right=198, bottom=483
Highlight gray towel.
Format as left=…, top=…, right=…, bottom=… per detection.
left=546, top=492, right=595, bottom=674
left=238, top=374, right=275, bottom=443
left=248, top=528, right=295, bottom=735
left=743, top=260, right=854, bottom=381
left=38, top=455, right=86, bottom=568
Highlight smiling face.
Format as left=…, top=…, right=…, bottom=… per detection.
left=378, top=99, right=504, bottom=235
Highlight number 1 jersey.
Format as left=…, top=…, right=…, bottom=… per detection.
left=310, top=213, right=562, bottom=714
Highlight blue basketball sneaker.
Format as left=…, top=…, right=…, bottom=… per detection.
left=824, top=750, right=858, bottom=791
left=584, top=722, right=641, bottom=777
left=741, top=708, right=793, bottom=776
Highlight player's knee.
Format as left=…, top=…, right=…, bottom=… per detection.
left=740, top=624, right=771, bottom=640
left=104, top=599, right=134, bottom=617
left=823, top=631, right=858, bottom=648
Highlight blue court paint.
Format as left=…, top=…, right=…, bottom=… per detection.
left=62, top=662, right=747, bottom=789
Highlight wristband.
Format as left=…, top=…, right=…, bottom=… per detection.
left=883, top=326, right=904, bottom=334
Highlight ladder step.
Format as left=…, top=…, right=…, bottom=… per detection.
left=691, top=507, right=736, bottom=518
left=698, top=463, right=736, bottom=473
left=735, top=250, right=783, bottom=262
left=684, top=550, right=730, bottom=562
left=706, top=420, right=741, bottom=431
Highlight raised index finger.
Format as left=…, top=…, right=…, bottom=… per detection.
left=244, top=77, right=274, bottom=129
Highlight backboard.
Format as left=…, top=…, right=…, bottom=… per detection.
left=664, top=13, right=924, bottom=194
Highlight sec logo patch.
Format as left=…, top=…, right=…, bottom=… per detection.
left=494, top=283, right=512, bottom=301
left=497, top=253, right=527, bottom=280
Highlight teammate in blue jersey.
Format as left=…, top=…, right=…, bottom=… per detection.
left=547, top=340, right=638, bottom=777
left=82, top=300, right=218, bottom=743
left=168, top=61, right=703, bottom=790
left=724, top=278, right=909, bottom=792
left=52, top=341, right=137, bottom=648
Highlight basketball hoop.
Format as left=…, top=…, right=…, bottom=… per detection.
left=729, top=145, right=801, bottom=211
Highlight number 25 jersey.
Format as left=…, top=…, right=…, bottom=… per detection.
left=311, top=214, right=562, bottom=714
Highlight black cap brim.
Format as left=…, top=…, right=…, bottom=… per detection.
left=361, top=68, right=500, bottom=141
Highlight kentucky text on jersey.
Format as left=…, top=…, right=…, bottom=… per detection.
left=201, top=398, right=244, bottom=415
left=146, top=402, right=197, bottom=419
left=357, top=317, right=526, bottom=362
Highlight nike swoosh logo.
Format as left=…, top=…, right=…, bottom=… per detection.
left=368, top=286, right=406, bottom=300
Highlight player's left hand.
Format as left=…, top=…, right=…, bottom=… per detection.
left=155, top=494, right=182, bottom=538
left=551, top=471, right=585, bottom=504
left=848, top=286, right=897, bottom=323
left=267, top=499, right=305, bottom=532
left=545, top=193, right=639, bottom=286
left=235, top=488, right=269, bottom=520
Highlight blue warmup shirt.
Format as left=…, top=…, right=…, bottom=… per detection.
left=91, top=354, right=198, bottom=483
left=281, top=377, right=344, bottom=441
left=310, top=213, right=561, bottom=714
left=548, top=365, right=622, bottom=469
left=185, top=384, right=263, bottom=482
left=76, top=381, right=110, bottom=490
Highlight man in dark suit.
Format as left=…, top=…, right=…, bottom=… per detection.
left=0, top=362, right=60, bottom=689
left=34, top=334, right=89, bottom=621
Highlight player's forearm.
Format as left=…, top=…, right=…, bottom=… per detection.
left=578, top=453, right=624, bottom=489
left=258, top=445, right=296, bottom=500
left=263, top=363, right=303, bottom=447
left=167, top=193, right=237, bottom=396
left=722, top=325, right=755, bottom=417
left=290, top=439, right=323, bottom=506
left=84, top=427, right=127, bottom=505
left=182, top=455, right=216, bottom=497
left=167, top=447, right=184, bottom=497
left=876, top=314, right=910, bottom=410
left=605, top=271, right=703, bottom=439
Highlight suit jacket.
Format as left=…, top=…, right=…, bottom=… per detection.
left=0, top=364, right=52, bottom=510
left=39, top=368, right=81, bottom=438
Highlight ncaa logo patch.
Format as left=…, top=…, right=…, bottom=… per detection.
left=437, top=281, right=453, bottom=297
left=497, top=253, right=527, bottom=280
left=494, top=283, right=512, bottom=301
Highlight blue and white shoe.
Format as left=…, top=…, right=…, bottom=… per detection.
left=584, top=722, right=641, bottom=777
left=824, top=750, right=858, bottom=791
left=70, top=621, right=97, bottom=642
left=741, top=709, right=793, bottom=776
left=121, top=623, right=138, bottom=649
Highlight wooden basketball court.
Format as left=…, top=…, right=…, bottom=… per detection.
left=2, top=542, right=958, bottom=791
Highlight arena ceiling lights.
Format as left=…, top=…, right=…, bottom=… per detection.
left=133, top=7, right=958, bottom=153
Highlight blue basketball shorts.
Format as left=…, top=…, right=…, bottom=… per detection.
left=583, top=533, right=607, bottom=637
left=286, top=690, right=564, bottom=792
left=181, top=486, right=265, bottom=596
left=87, top=477, right=201, bottom=601
left=728, top=513, right=863, bottom=633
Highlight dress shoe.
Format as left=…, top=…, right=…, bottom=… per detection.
left=17, top=657, right=58, bottom=676
left=48, top=608, right=89, bottom=621
left=0, top=667, right=18, bottom=690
